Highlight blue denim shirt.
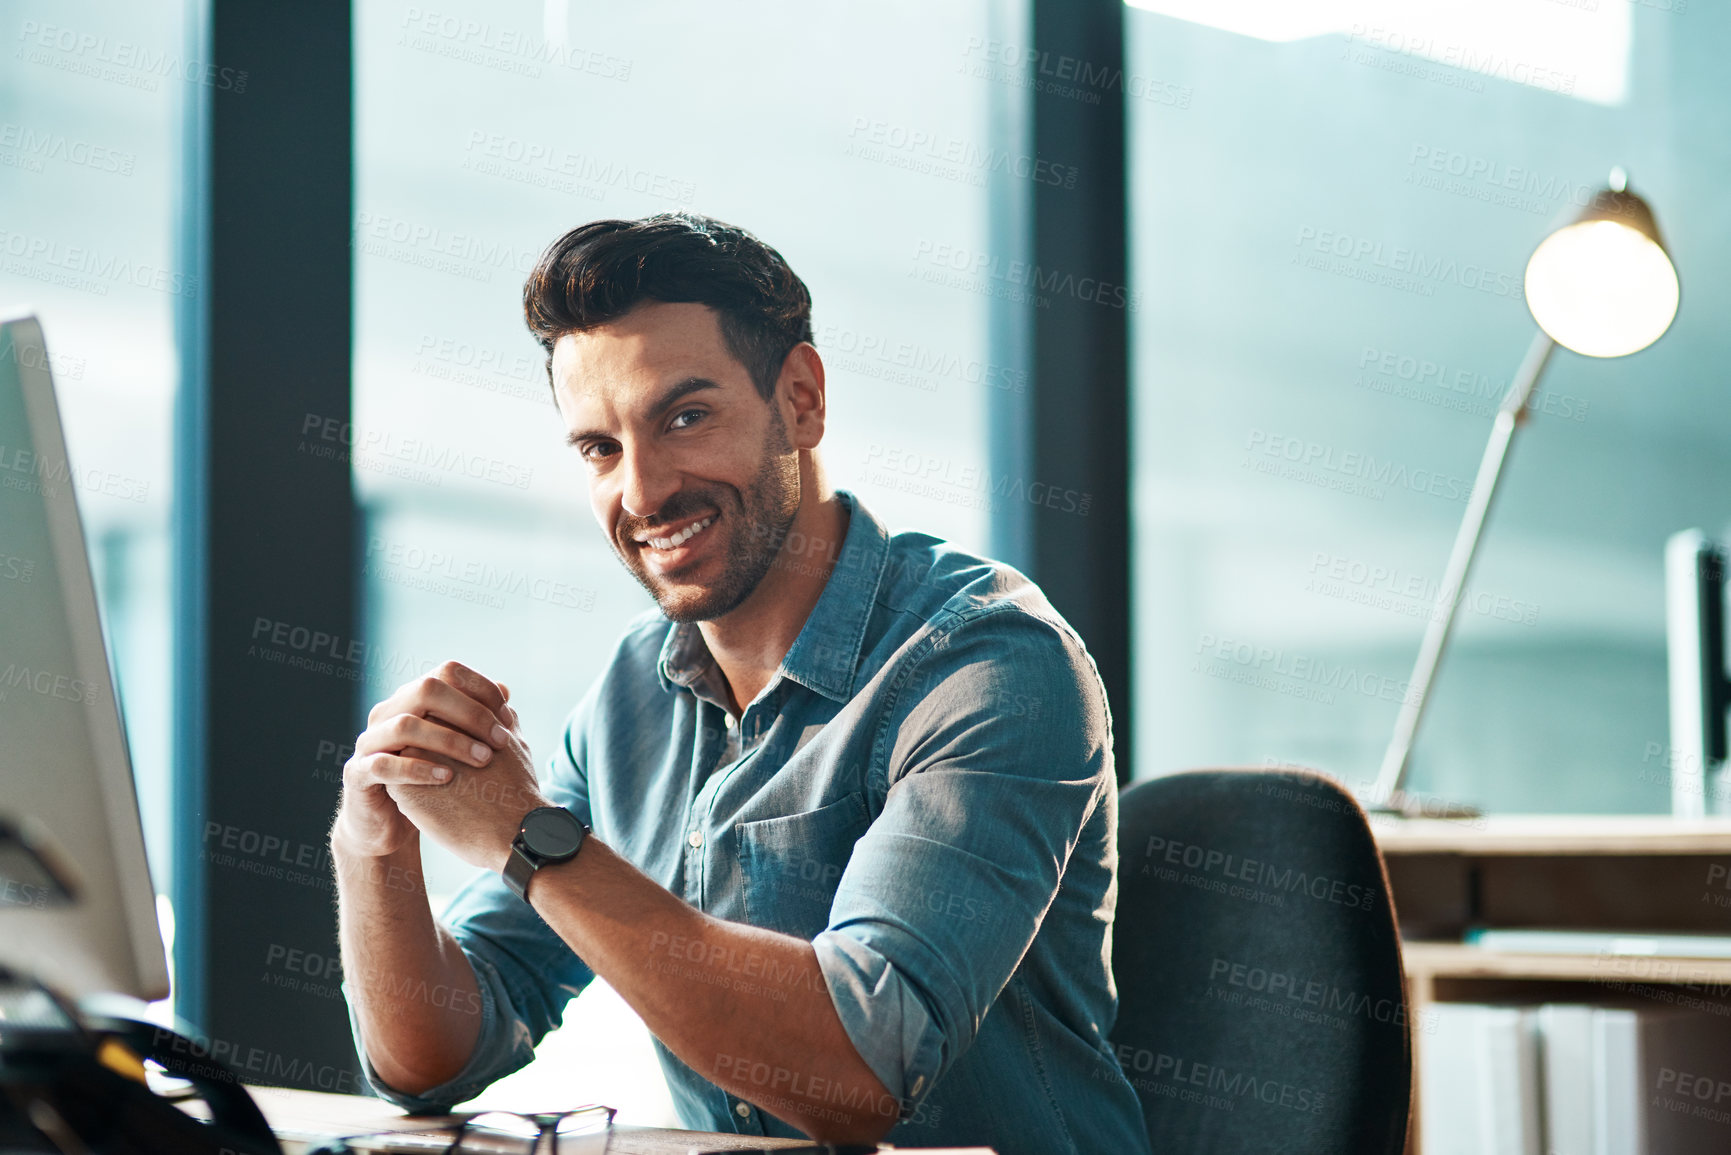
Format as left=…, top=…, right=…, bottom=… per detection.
left=349, top=490, right=1150, bottom=1155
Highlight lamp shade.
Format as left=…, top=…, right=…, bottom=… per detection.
left=1524, top=183, right=1679, bottom=358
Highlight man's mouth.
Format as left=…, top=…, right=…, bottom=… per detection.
left=633, top=513, right=716, bottom=552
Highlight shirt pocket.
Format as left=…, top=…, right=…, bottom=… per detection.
left=737, top=791, right=872, bottom=939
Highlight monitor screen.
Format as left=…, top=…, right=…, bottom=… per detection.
left=0, top=312, right=169, bottom=999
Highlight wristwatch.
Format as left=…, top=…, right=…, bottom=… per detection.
left=502, top=806, right=589, bottom=902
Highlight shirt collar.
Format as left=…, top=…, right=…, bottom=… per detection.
left=654, top=489, right=889, bottom=705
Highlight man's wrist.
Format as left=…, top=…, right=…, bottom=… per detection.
left=329, top=810, right=413, bottom=863
left=518, top=839, right=596, bottom=915
left=502, top=805, right=587, bottom=901
left=490, top=795, right=553, bottom=870
left=330, top=837, right=427, bottom=898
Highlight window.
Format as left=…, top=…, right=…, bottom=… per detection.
left=3, top=0, right=188, bottom=893
left=1128, top=1, right=1721, bottom=812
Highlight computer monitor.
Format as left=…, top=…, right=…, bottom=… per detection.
left=0, top=312, right=169, bottom=1000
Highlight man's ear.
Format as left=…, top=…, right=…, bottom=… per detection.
left=777, top=343, right=826, bottom=451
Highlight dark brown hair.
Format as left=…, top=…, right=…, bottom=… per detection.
left=522, top=211, right=814, bottom=400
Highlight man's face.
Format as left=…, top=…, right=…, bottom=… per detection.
left=551, top=301, right=802, bottom=623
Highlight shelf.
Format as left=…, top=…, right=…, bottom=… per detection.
left=1372, top=814, right=1731, bottom=856
left=1380, top=817, right=1731, bottom=1154
left=1402, top=941, right=1731, bottom=986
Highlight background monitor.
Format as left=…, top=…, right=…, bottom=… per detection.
left=0, top=311, right=169, bottom=999
left=1665, top=529, right=1730, bottom=818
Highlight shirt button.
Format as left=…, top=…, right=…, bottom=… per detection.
left=735, top=1101, right=751, bottom=1118
left=687, top=830, right=704, bottom=849
left=724, top=714, right=736, bottom=729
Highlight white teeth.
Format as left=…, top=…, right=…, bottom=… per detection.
left=644, top=516, right=713, bottom=551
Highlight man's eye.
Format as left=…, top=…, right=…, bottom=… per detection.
left=670, top=408, right=705, bottom=430
left=580, top=442, right=618, bottom=462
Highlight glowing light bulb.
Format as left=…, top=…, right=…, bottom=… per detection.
left=1525, top=217, right=1679, bottom=358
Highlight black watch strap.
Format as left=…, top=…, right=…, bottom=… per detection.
left=501, top=844, right=540, bottom=902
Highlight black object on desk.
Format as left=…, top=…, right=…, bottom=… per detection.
left=0, top=972, right=283, bottom=1154
left=0, top=817, right=284, bottom=1153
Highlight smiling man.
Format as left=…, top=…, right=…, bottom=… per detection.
left=330, top=212, right=1150, bottom=1154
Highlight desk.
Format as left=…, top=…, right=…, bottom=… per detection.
left=243, top=1086, right=995, bottom=1154
left=1374, top=814, right=1731, bottom=1155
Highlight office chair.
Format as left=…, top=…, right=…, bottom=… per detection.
left=1111, top=768, right=1411, bottom=1155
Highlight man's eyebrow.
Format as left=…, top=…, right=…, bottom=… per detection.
left=564, top=376, right=723, bottom=447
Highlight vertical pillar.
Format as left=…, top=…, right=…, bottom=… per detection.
left=174, top=0, right=360, bottom=1087
left=989, top=0, right=1132, bottom=783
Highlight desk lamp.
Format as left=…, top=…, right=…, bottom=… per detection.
left=1367, top=168, right=1680, bottom=815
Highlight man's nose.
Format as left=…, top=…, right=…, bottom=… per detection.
left=618, top=442, right=680, bottom=520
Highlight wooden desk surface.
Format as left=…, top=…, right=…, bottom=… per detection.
left=245, top=1086, right=810, bottom=1153
left=244, top=1086, right=994, bottom=1154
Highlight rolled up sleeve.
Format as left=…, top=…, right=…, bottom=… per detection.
left=813, top=605, right=1111, bottom=1112
left=346, top=942, right=536, bottom=1112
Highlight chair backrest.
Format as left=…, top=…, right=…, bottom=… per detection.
left=1110, top=768, right=1411, bottom=1155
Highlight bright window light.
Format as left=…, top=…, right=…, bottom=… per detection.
left=1126, top=0, right=1630, bottom=105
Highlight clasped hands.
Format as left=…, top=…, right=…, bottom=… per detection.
left=332, top=660, right=551, bottom=873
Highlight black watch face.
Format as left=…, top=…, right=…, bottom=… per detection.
left=520, top=807, right=584, bottom=858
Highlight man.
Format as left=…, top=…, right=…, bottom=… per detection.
left=331, top=212, right=1150, bottom=1154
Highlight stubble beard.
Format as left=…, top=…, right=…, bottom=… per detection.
left=616, top=409, right=802, bottom=624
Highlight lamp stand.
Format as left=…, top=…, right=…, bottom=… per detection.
left=1366, top=330, right=1557, bottom=815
